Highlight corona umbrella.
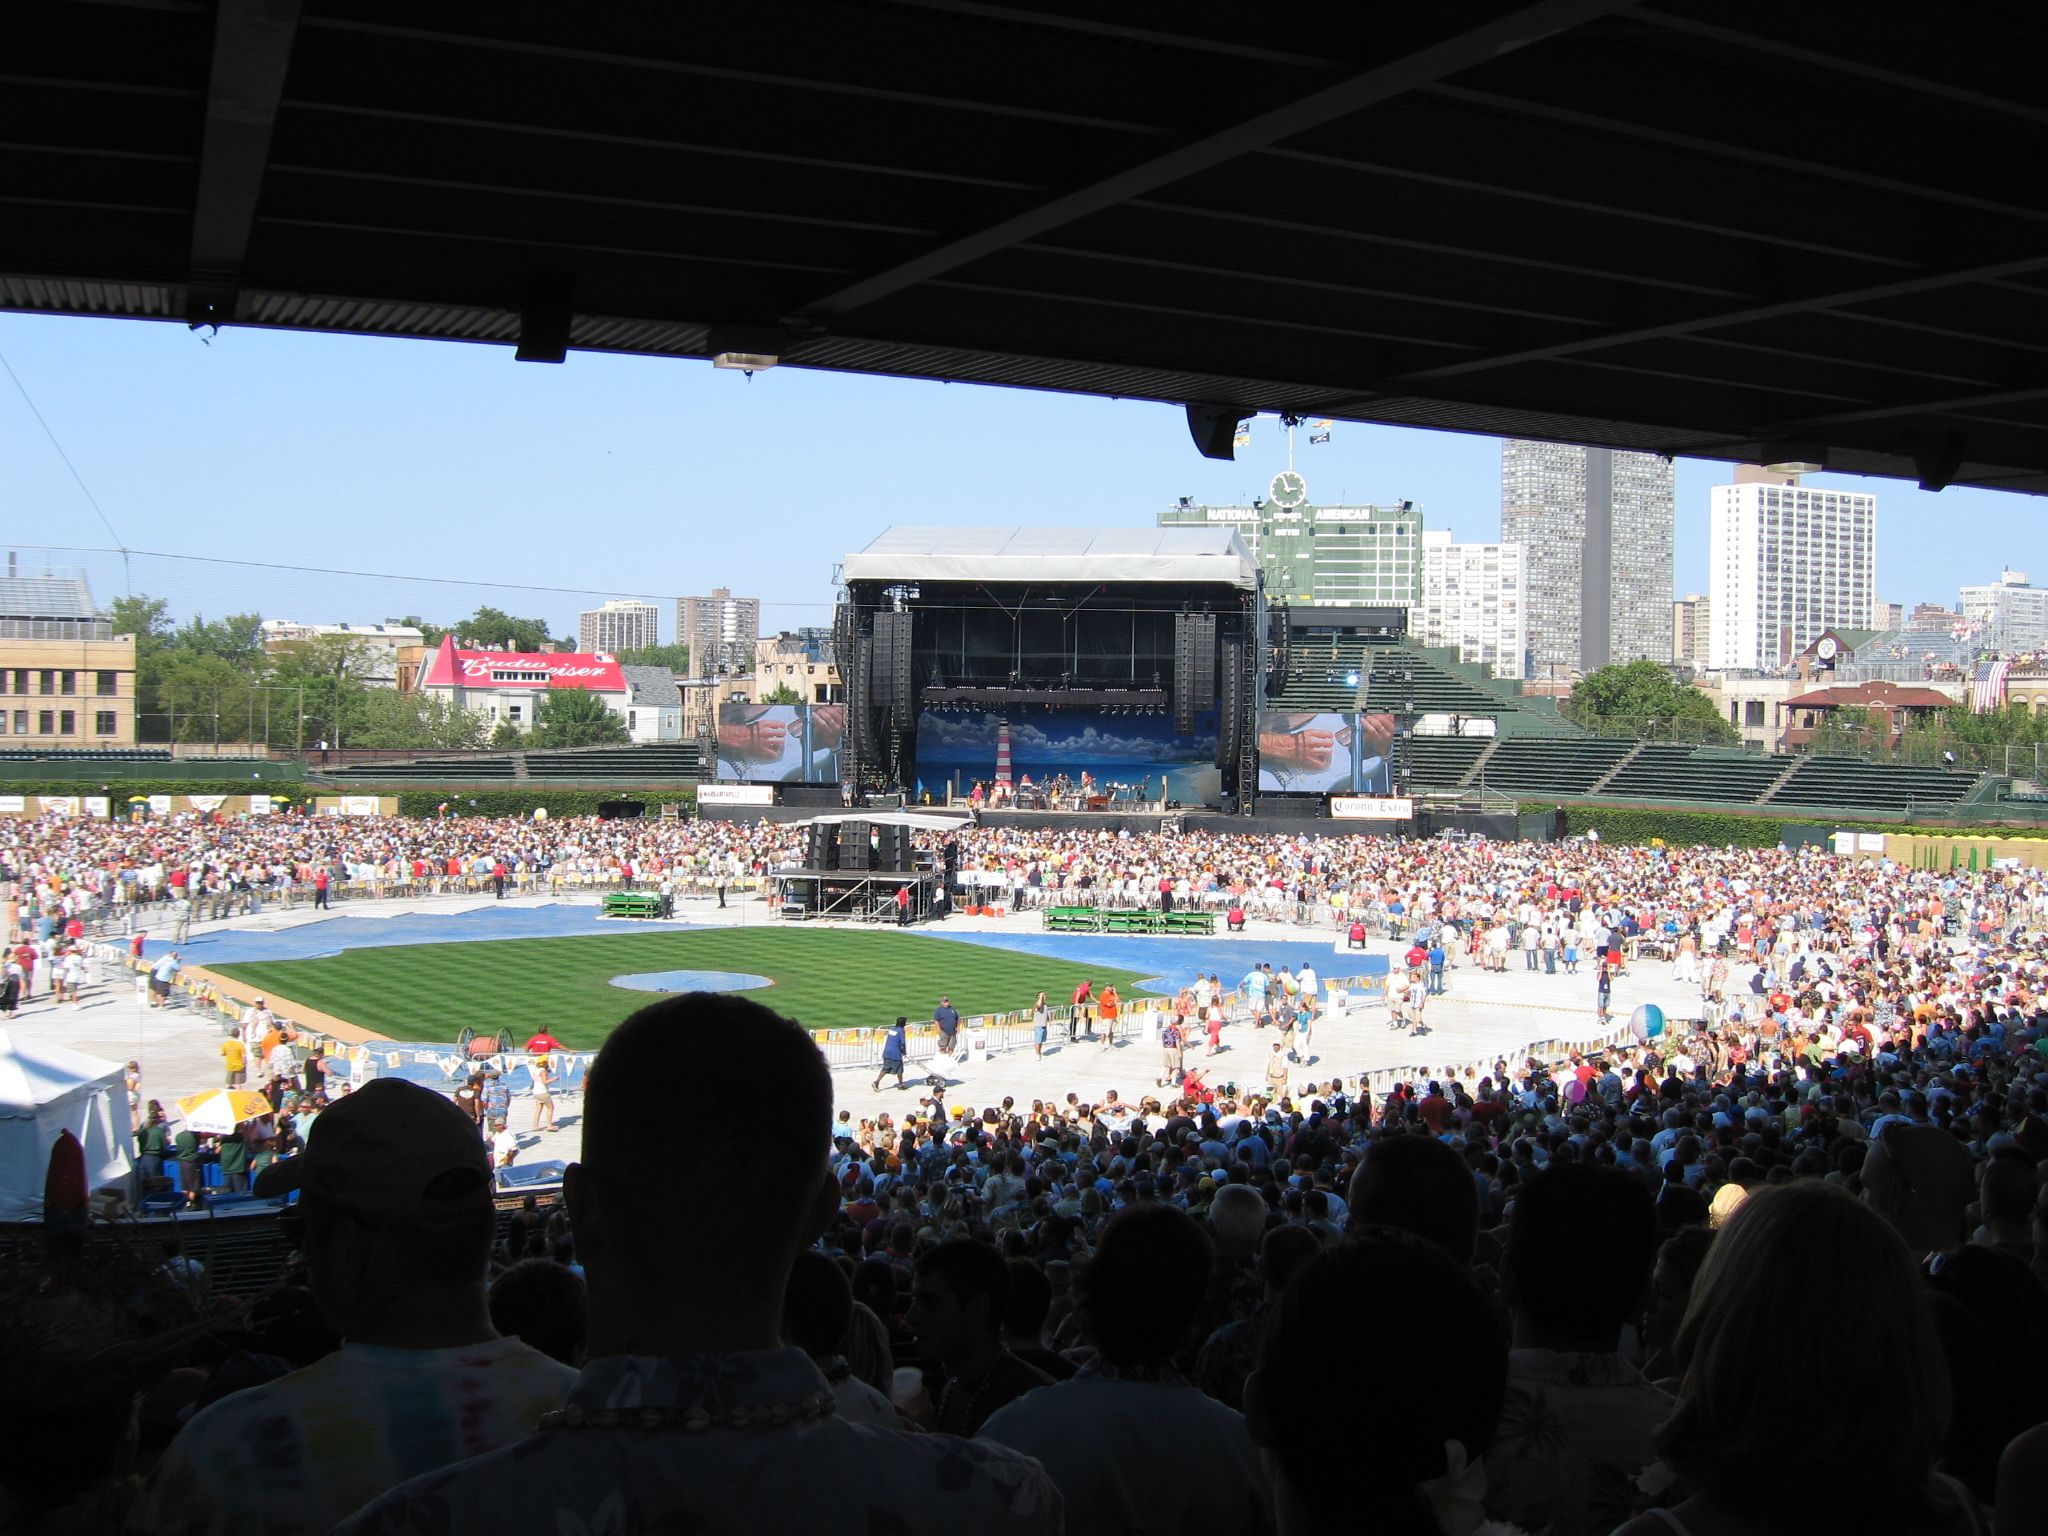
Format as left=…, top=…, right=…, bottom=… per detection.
left=175, top=1088, right=273, bottom=1135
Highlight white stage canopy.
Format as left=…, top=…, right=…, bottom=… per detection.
left=842, top=526, right=1258, bottom=590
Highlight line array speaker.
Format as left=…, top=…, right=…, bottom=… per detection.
left=837, top=820, right=873, bottom=871
left=806, top=822, right=837, bottom=870
left=876, top=824, right=912, bottom=870
left=872, top=611, right=914, bottom=711
left=1173, top=612, right=1217, bottom=733
left=1217, top=635, right=1244, bottom=769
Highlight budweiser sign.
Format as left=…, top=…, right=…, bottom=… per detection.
left=418, top=637, right=625, bottom=691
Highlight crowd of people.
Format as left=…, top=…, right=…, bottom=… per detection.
left=5, top=807, right=2048, bottom=1533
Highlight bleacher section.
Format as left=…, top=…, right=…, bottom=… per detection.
left=524, top=744, right=707, bottom=781
left=325, top=743, right=708, bottom=785
left=1470, top=737, right=1636, bottom=796
left=1268, top=634, right=1371, bottom=710
left=1599, top=745, right=1798, bottom=805
left=1764, top=757, right=1982, bottom=813
left=1403, top=734, right=1488, bottom=789
left=0, top=746, right=174, bottom=761
left=328, top=754, right=520, bottom=781
left=1360, top=642, right=1507, bottom=716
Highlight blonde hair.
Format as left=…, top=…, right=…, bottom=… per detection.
left=1658, top=1181, right=1951, bottom=1530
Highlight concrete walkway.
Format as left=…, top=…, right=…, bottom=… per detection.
left=7, top=891, right=1704, bottom=1173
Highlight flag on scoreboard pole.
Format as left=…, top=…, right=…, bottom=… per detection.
left=1309, top=431, right=1331, bottom=444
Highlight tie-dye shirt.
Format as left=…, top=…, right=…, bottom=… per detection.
left=126, top=1338, right=576, bottom=1536
left=333, top=1347, right=1063, bottom=1536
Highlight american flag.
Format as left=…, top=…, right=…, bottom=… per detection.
left=1970, top=657, right=2012, bottom=712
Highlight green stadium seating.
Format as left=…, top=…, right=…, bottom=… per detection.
left=1764, top=757, right=1980, bottom=813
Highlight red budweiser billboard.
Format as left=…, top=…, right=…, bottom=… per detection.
left=418, top=636, right=624, bottom=692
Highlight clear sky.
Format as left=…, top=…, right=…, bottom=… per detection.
left=2, top=311, right=2038, bottom=642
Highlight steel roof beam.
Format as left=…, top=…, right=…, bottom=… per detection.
left=187, top=0, right=300, bottom=326
left=791, top=0, right=1639, bottom=324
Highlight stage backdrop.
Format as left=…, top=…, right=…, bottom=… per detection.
left=716, top=702, right=845, bottom=783
left=915, top=708, right=1221, bottom=805
left=1256, top=711, right=1394, bottom=794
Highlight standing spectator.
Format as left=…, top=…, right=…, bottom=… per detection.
left=1096, top=985, right=1121, bottom=1049
left=216, top=1119, right=253, bottom=1195
left=135, top=1101, right=169, bottom=1187
left=933, top=996, right=960, bottom=1058
left=910, top=1241, right=1052, bottom=1436
left=171, top=1120, right=204, bottom=1211
left=981, top=1204, right=1267, bottom=1536
left=219, top=1033, right=247, bottom=1089
left=481, top=1067, right=513, bottom=1131
left=313, top=867, right=331, bottom=910
left=1032, top=991, right=1050, bottom=1058
left=1484, top=1165, right=1669, bottom=1536
left=1069, top=979, right=1093, bottom=1043
left=129, top=1079, right=577, bottom=1536
left=528, top=1055, right=557, bottom=1134
left=334, top=995, right=1059, bottom=1536
left=148, top=948, right=180, bottom=1009
left=872, top=1018, right=909, bottom=1092
left=1265, top=1039, right=1291, bottom=1100
left=1158, top=1017, right=1184, bottom=1089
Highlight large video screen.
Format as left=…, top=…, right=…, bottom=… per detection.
left=715, top=703, right=845, bottom=783
left=1256, top=711, right=1393, bottom=794
left=915, top=708, right=1221, bottom=806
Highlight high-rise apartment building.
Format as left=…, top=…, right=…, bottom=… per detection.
left=1501, top=440, right=1674, bottom=678
left=1417, top=531, right=1527, bottom=680
left=1708, top=466, right=1877, bottom=672
left=679, top=588, right=760, bottom=677
left=1159, top=475, right=1422, bottom=608
left=576, top=599, right=659, bottom=655
left=1959, top=570, right=2048, bottom=650
left=1871, top=599, right=1904, bottom=631
left=1672, top=594, right=1711, bottom=670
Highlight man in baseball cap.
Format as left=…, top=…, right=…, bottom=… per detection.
left=132, top=1079, right=576, bottom=1536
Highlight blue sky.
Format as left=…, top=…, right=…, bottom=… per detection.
left=1, top=311, right=2037, bottom=641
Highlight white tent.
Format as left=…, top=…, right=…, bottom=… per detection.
left=0, top=1032, right=136, bottom=1221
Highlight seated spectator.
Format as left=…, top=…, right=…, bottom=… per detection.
left=339, top=994, right=1058, bottom=1535
left=488, top=1258, right=588, bottom=1368
left=1969, top=1148, right=2036, bottom=1262
left=1001, top=1258, right=1076, bottom=1382
left=1862, top=1120, right=1976, bottom=1255
left=1614, top=1180, right=1979, bottom=1536
left=1195, top=1222, right=1322, bottom=1411
left=1485, top=1165, right=1670, bottom=1536
left=1247, top=1227, right=1506, bottom=1536
left=1347, top=1132, right=1479, bottom=1263
left=130, top=1079, right=578, bottom=1536
left=981, top=1204, right=1268, bottom=1536
left=909, top=1242, right=1051, bottom=1434
left=784, top=1250, right=899, bottom=1426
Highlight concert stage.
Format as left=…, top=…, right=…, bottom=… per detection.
left=836, top=526, right=1264, bottom=812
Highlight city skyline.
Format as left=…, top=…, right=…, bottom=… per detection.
left=1, top=313, right=2037, bottom=644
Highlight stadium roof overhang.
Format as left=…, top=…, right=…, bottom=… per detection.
left=9, top=1, right=2048, bottom=496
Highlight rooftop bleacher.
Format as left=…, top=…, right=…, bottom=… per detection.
left=1402, top=734, right=1489, bottom=790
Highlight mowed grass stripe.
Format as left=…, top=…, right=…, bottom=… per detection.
left=214, top=928, right=1156, bottom=1048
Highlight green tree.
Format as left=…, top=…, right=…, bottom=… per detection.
left=490, top=719, right=526, bottom=750
left=759, top=681, right=803, bottom=704
left=455, top=606, right=558, bottom=654
left=1564, top=660, right=1738, bottom=744
left=110, top=594, right=173, bottom=655
left=1805, top=705, right=1887, bottom=760
left=354, top=689, right=487, bottom=750
left=172, top=612, right=266, bottom=668
left=532, top=688, right=630, bottom=748
left=151, top=653, right=261, bottom=745
left=616, top=643, right=690, bottom=673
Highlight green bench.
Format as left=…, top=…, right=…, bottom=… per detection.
left=602, top=891, right=665, bottom=920
left=1163, top=911, right=1217, bottom=935
left=1042, top=907, right=1102, bottom=933
left=1101, top=909, right=1159, bottom=934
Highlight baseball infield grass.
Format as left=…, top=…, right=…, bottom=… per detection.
left=213, top=928, right=1156, bottom=1048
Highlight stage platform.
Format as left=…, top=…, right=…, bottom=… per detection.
left=775, top=868, right=935, bottom=923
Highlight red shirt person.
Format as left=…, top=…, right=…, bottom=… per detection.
left=524, top=1030, right=565, bottom=1056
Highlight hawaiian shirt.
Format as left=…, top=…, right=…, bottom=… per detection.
left=334, top=1348, right=1062, bottom=1536
left=1482, top=1348, right=1674, bottom=1536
